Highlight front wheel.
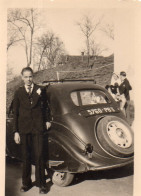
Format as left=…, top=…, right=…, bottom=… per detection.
left=52, top=171, right=74, bottom=187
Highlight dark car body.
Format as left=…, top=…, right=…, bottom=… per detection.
left=6, top=81, right=134, bottom=186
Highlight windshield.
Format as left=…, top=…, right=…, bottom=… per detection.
left=71, top=90, right=110, bottom=106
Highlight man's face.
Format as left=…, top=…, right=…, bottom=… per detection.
left=22, top=70, right=33, bottom=86
left=120, top=75, right=125, bottom=82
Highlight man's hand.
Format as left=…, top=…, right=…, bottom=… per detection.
left=46, top=122, right=51, bottom=130
left=115, top=93, right=120, bottom=101
left=14, top=132, right=20, bottom=144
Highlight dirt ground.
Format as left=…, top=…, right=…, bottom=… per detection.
left=5, top=158, right=133, bottom=196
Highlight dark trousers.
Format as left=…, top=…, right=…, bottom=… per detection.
left=125, top=100, right=131, bottom=125
left=21, top=133, right=46, bottom=187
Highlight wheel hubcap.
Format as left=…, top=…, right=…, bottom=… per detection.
left=53, top=172, right=66, bottom=182
left=107, top=121, right=132, bottom=148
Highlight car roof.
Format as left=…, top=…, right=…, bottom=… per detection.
left=47, top=82, right=106, bottom=92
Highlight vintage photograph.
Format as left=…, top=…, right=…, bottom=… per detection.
left=5, top=4, right=134, bottom=196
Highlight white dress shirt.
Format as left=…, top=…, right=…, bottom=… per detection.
left=25, top=83, right=34, bottom=93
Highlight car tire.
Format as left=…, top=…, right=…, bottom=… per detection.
left=52, top=171, right=74, bottom=187
left=96, top=116, right=134, bottom=158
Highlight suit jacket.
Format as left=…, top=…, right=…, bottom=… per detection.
left=119, top=78, right=132, bottom=101
left=13, top=83, right=50, bottom=134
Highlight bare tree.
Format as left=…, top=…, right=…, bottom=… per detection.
left=76, top=15, right=102, bottom=67
left=89, top=39, right=108, bottom=69
left=35, top=32, right=54, bottom=70
left=101, top=23, right=114, bottom=40
left=7, top=8, right=39, bottom=66
left=90, top=39, right=108, bottom=57
left=7, top=25, right=24, bottom=51
left=35, top=32, right=66, bottom=71
left=7, top=66, right=15, bottom=82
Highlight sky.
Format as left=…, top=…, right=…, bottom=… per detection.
left=7, top=8, right=114, bottom=75
left=114, top=7, right=135, bottom=98
left=7, top=6, right=135, bottom=99
left=40, top=8, right=114, bottom=55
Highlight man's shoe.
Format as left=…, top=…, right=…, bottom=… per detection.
left=39, top=186, right=47, bottom=194
left=20, top=184, right=32, bottom=192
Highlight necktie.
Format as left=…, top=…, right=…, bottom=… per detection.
left=27, top=86, right=33, bottom=104
left=27, top=86, right=32, bottom=95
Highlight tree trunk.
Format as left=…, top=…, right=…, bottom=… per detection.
left=87, top=36, right=90, bottom=67
left=28, top=29, right=33, bottom=67
left=25, top=42, right=29, bottom=66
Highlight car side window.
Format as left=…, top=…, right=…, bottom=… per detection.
left=80, top=90, right=108, bottom=105
left=70, top=92, right=79, bottom=106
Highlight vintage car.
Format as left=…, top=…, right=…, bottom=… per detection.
left=6, top=80, right=134, bottom=187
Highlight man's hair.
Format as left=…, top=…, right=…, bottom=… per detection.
left=21, top=67, right=34, bottom=75
left=120, top=71, right=126, bottom=77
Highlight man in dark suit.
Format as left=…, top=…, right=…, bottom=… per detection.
left=13, top=67, right=51, bottom=194
left=119, top=71, right=132, bottom=119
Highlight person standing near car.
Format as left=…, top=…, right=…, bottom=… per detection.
left=105, top=72, right=121, bottom=101
left=119, top=71, right=132, bottom=117
left=13, top=67, right=51, bottom=194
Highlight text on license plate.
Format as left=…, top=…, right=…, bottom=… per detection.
left=87, top=107, right=116, bottom=115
